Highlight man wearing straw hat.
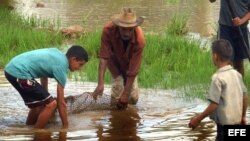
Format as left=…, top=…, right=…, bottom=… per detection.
left=92, top=8, right=145, bottom=109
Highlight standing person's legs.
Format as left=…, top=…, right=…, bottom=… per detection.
left=110, top=75, right=139, bottom=104
left=233, top=60, right=244, bottom=76
left=216, top=124, right=224, bottom=141
left=4, top=71, right=57, bottom=128
left=232, top=25, right=250, bottom=77
left=218, top=24, right=249, bottom=77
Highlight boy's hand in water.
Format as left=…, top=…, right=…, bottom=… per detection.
left=241, top=116, right=247, bottom=125
left=188, top=116, right=201, bottom=129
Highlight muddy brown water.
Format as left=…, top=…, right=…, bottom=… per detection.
left=0, top=0, right=250, bottom=140
left=0, top=70, right=216, bottom=141
left=1, top=0, right=220, bottom=37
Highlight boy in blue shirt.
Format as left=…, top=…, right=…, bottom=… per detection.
left=4, top=45, right=88, bottom=129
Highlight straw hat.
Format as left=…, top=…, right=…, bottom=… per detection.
left=111, top=8, right=144, bottom=27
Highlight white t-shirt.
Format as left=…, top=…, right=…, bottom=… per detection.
left=208, top=65, right=247, bottom=125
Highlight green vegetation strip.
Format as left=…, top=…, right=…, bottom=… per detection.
left=0, top=7, right=63, bottom=67
left=1, top=7, right=250, bottom=100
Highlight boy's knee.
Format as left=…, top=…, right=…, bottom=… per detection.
left=46, top=99, right=57, bottom=109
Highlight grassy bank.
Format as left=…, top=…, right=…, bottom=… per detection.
left=75, top=14, right=215, bottom=99
left=0, top=8, right=64, bottom=68
left=1, top=7, right=249, bottom=100
left=76, top=31, right=215, bottom=99
left=75, top=14, right=250, bottom=99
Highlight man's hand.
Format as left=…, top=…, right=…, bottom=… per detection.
left=92, top=84, right=104, bottom=100
left=232, top=17, right=244, bottom=26
left=116, top=91, right=129, bottom=109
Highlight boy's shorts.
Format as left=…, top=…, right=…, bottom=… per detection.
left=4, top=71, right=53, bottom=109
left=110, top=75, right=139, bottom=105
left=218, top=24, right=249, bottom=61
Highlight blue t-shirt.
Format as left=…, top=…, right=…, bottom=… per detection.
left=4, top=48, right=69, bottom=87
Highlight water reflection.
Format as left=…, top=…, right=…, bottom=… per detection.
left=97, top=107, right=141, bottom=141
left=1, top=76, right=217, bottom=140
left=33, top=130, right=67, bottom=141
left=33, top=130, right=52, bottom=141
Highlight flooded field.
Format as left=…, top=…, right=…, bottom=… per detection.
left=0, top=70, right=220, bottom=141
left=1, top=0, right=250, bottom=140
left=2, top=71, right=249, bottom=141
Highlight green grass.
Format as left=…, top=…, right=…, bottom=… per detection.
left=166, top=14, right=188, bottom=35
left=1, top=7, right=249, bottom=101
left=0, top=7, right=64, bottom=68
left=163, top=0, right=181, bottom=4
left=75, top=31, right=112, bottom=83
left=75, top=30, right=214, bottom=100
left=73, top=14, right=214, bottom=100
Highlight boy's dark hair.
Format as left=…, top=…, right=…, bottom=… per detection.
left=211, top=39, right=232, bottom=62
left=66, top=45, right=89, bottom=62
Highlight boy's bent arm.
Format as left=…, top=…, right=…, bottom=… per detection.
left=40, top=78, right=48, bottom=91
left=57, top=84, right=68, bottom=128
left=197, top=102, right=218, bottom=121
left=240, top=12, right=250, bottom=25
